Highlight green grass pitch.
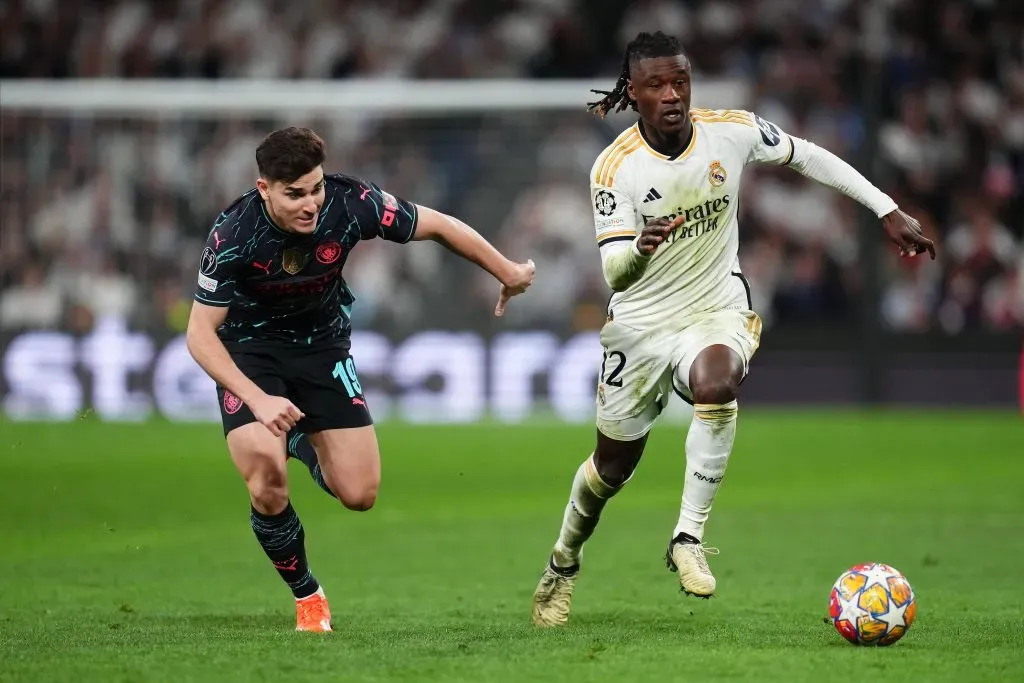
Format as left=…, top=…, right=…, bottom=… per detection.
left=1, top=410, right=1022, bottom=682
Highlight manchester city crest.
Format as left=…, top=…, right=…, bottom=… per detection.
left=282, top=247, right=310, bottom=275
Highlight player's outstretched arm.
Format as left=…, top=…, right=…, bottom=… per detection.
left=411, top=205, right=536, bottom=316
left=186, top=301, right=304, bottom=436
left=785, top=137, right=936, bottom=259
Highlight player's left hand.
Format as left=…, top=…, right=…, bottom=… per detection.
left=882, top=209, right=936, bottom=260
left=495, top=259, right=536, bottom=317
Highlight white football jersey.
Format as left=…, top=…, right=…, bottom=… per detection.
left=591, top=108, right=793, bottom=329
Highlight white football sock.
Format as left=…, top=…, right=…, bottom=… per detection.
left=552, top=453, right=621, bottom=568
left=674, top=401, right=738, bottom=542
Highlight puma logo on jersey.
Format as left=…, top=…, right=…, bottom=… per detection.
left=643, top=187, right=663, bottom=203
left=252, top=260, right=272, bottom=275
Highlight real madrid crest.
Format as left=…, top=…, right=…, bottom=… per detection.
left=282, top=247, right=311, bottom=275
left=708, top=160, right=727, bottom=187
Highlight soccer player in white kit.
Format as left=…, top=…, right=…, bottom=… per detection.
left=531, top=32, right=936, bottom=627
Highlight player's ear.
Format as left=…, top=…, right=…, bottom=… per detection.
left=626, top=79, right=636, bottom=103
left=256, top=177, right=270, bottom=200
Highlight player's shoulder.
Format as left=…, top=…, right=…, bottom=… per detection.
left=591, top=123, right=645, bottom=187
left=325, top=172, right=366, bottom=188
left=323, top=172, right=396, bottom=208
left=324, top=171, right=406, bottom=211
left=220, top=187, right=261, bottom=216
left=689, top=108, right=757, bottom=133
left=212, top=188, right=262, bottom=235
left=323, top=172, right=366, bottom=193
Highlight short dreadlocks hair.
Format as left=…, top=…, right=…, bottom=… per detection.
left=587, top=32, right=687, bottom=119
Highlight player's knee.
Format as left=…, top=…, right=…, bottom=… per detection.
left=594, top=434, right=646, bottom=488
left=337, top=481, right=378, bottom=512
left=338, top=489, right=377, bottom=512
left=248, top=470, right=289, bottom=514
left=692, top=376, right=739, bottom=405
left=319, top=467, right=378, bottom=511
left=236, top=440, right=290, bottom=513
left=595, top=459, right=635, bottom=489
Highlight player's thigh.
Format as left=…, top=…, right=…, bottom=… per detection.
left=595, top=320, right=674, bottom=441
left=283, top=347, right=374, bottom=433
left=307, top=426, right=380, bottom=511
left=216, top=350, right=287, bottom=435
left=282, top=347, right=378, bottom=509
left=671, top=310, right=763, bottom=402
left=225, top=422, right=289, bottom=514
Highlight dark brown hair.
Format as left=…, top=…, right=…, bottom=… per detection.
left=255, top=127, right=326, bottom=183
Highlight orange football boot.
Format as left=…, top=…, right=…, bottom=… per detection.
left=295, top=589, right=332, bottom=632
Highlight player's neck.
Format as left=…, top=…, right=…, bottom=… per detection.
left=639, top=119, right=692, bottom=158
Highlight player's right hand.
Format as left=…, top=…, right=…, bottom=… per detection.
left=249, top=393, right=305, bottom=437
left=495, top=259, right=536, bottom=317
left=637, top=216, right=685, bottom=256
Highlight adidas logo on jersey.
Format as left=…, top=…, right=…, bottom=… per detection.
left=643, top=188, right=663, bottom=203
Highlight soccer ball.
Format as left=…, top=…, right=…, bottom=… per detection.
left=829, top=563, right=917, bottom=646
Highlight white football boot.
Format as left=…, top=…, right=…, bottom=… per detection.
left=531, top=558, right=579, bottom=627
left=666, top=534, right=719, bottom=598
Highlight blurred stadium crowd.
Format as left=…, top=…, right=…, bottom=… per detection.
left=1, top=0, right=1021, bottom=337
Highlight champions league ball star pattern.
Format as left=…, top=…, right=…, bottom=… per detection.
left=829, top=563, right=917, bottom=646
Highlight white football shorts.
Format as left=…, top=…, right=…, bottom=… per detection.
left=595, top=309, right=762, bottom=441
